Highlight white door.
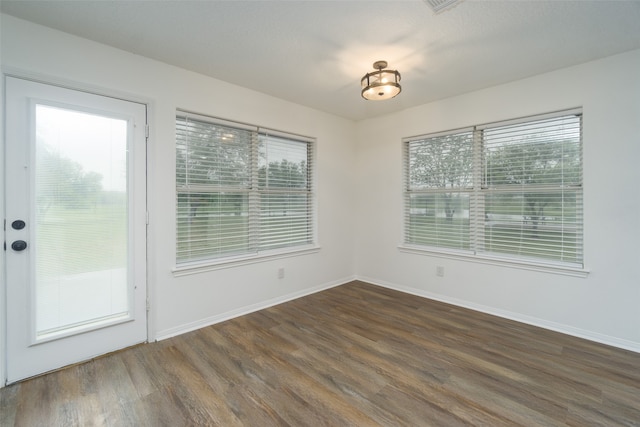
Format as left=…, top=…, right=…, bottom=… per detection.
left=5, top=76, right=147, bottom=384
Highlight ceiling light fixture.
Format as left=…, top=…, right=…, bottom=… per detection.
left=361, top=60, right=401, bottom=101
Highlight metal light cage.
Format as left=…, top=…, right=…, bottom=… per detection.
left=361, top=60, right=402, bottom=101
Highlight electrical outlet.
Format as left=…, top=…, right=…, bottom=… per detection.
left=278, top=267, right=285, bottom=279
left=436, top=266, right=444, bottom=277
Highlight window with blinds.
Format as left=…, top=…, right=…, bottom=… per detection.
left=176, top=112, right=314, bottom=265
left=405, top=130, right=474, bottom=251
left=403, top=109, right=583, bottom=268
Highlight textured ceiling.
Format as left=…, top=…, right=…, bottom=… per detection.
left=2, top=0, right=640, bottom=121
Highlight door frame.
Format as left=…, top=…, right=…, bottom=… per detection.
left=1, top=70, right=154, bottom=386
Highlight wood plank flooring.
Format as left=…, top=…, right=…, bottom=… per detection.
left=2, top=281, right=639, bottom=426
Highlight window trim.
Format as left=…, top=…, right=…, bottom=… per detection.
left=174, top=110, right=317, bottom=272
left=398, top=244, right=589, bottom=277
left=400, top=108, right=589, bottom=277
left=172, top=244, right=321, bottom=277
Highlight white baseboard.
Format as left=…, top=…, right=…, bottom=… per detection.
left=356, top=275, right=640, bottom=354
left=155, top=275, right=356, bottom=341
left=155, top=274, right=639, bottom=354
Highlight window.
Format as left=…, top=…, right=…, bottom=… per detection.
left=403, top=110, right=583, bottom=269
left=405, top=129, right=474, bottom=251
left=176, top=112, right=314, bottom=265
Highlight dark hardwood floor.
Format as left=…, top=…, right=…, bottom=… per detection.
left=2, top=281, right=639, bottom=426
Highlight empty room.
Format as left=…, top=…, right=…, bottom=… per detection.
left=1, top=1, right=639, bottom=425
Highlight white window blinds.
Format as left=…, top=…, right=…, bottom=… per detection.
left=258, top=133, right=313, bottom=251
left=404, top=130, right=474, bottom=251
left=176, top=112, right=314, bottom=265
left=404, top=110, right=583, bottom=267
left=481, top=113, right=582, bottom=264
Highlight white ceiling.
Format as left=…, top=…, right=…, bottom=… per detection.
left=3, top=0, right=640, bottom=121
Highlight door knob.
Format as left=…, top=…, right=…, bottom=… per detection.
left=11, top=240, right=27, bottom=251
left=12, top=220, right=26, bottom=230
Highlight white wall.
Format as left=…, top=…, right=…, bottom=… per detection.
left=0, top=14, right=357, bottom=350
left=355, top=49, right=640, bottom=351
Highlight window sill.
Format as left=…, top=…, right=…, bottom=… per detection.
left=172, top=245, right=321, bottom=277
left=398, top=244, right=589, bottom=278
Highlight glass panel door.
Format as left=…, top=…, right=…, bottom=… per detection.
left=5, top=76, right=147, bottom=384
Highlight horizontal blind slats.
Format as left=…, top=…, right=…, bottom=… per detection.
left=404, top=110, right=583, bottom=267
left=258, top=192, right=311, bottom=251
left=407, top=131, right=474, bottom=191
left=176, top=114, right=314, bottom=264
left=481, top=113, right=582, bottom=264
